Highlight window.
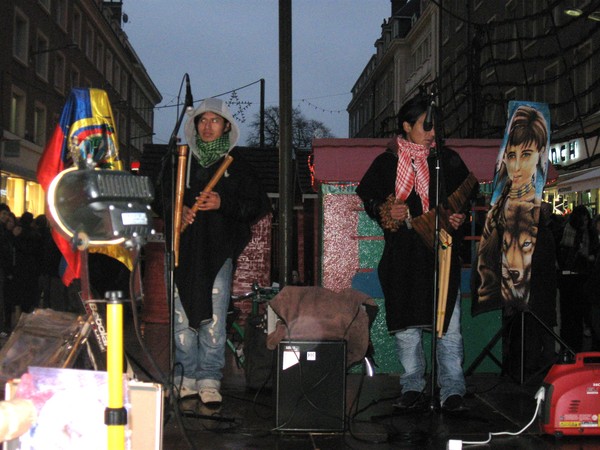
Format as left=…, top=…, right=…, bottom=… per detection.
left=527, top=74, right=537, bottom=102
left=454, top=44, right=467, bottom=89
left=72, top=7, right=82, bottom=48
left=505, top=2, right=518, bottom=59
left=69, top=66, right=80, bottom=90
left=524, top=0, right=541, bottom=47
left=13, top=9, right=29, bottom=64
left=485, top=16, right=497, bottom=78
left=574, top=41, right=592, bottom=113
left=393, top=19, right=400, bottom=38
left=55, top=0, right=68, bottom=31
left=419, top=36, right=430, bottom=67
left=508, top=22, right=519, bottom=60
left=455, top=3, right=465, bottom=32
left=484, top=101, right=500, bottom=134
left=542, top=4, right=563, bottom=31
left=27, top=181, right=46, bottom=217
left=119, top=114, right=127, bottom=143
left=34, top=32, right=50, bottom=81
left=54, top=52, right=66, bottom=93
left=5, top=176, right=47, bottom=217
left=106, top=51, right=113, bottom=84
left=10, top=87, right=26, bottom=137
left=505, top=87, right=518, bottom=102
left=114, top=61, right=121, bottom=93
left=543, top=62, right=560, bottom=105
left=442, top=9, right=450, bottom=44
left=33, top=103, right=47, bottom=146
left=85, top=24, right=94, bottom=60
left=95, top=39, right=104, bottom=74
left=121, top=71, right=128, bottom=100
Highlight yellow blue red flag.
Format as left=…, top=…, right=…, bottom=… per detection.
left=37, top=88, right=132, bottom=286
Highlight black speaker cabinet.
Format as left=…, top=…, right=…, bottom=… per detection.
left=275, top=340, right=346, bottom=431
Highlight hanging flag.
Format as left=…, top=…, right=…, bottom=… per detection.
left=37, top=88, right=132, bottom=286
left=471, top=100, right=551, bottom=315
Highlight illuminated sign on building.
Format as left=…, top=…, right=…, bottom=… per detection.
left=550, top=138, right=581, bottom=165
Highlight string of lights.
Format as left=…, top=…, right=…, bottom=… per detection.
left=151, top=78, right=348, bottom=123
left=299, top=98, right=345, bottom=114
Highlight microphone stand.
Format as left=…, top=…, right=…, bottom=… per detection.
left=427, top=93, right=449, bottom=411
left=164, top=92, right=190, bottom=379
left=154, top=76, right=191, bottom=436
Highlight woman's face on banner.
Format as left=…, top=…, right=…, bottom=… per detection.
left=504, top=142, right=540, bottom=189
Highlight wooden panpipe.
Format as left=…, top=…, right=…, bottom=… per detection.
left=173, top=145, right=189, bottom=267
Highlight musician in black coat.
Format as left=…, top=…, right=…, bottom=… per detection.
left=356, top=94, right=478, bottom=411
left=164, top=98, right=270, bottom=406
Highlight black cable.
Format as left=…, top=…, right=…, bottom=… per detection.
left=124, top=247, right=197, bottom=450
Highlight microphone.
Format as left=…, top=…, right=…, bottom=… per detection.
left=184, top=73, right=194, bottom=112
left=423, top=97, right=434, bottom=132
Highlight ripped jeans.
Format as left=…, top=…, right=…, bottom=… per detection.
left=174, top=258, right=232, bottom=391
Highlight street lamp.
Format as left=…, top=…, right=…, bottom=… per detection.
left=563, top=8, right=583, bottom=17
left=562, top=4, right=600, bottom=21
left=589, top=11, right=600, bottom=21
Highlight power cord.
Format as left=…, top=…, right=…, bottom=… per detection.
left=447, top=386, right=545, bottom=449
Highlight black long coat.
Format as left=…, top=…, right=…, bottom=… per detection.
left=163, top=148, right=270, bottom=329
left=356, top=145, right=477, bottom=333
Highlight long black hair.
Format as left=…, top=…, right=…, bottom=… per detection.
left=396, top=95, right=429, bottom=138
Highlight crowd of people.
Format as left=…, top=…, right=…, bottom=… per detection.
left=0, top=204, right=67, bottom=337
left=557, top=205, right=600, bottom=352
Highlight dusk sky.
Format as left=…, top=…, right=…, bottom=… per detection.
left=122, top=0, right=391, bottom=146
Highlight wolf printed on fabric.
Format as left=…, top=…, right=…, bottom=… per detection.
left=36, top=88, right=130, bottom=287
left=472, top=101, right=550, bottom=315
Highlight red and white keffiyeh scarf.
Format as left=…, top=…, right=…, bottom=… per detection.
left=395, top=137, right=432, bottom=212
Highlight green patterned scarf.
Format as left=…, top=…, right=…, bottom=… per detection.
left=194, top=135, right=230, bottom=167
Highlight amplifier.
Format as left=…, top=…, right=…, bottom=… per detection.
left=275, top=340, right=346, bottom=431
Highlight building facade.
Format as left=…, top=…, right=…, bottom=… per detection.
left=0, top=0, right=161, bottom=217
left=349, top=0, right=600, bottom=215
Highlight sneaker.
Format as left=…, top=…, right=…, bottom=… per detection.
left=179, top=385, right=198, bottom=399
left=199, top=387, right=222, bottom=407
left=393, top=390, right=425, bottom=409
left=442, top=394, right=466, bottom=412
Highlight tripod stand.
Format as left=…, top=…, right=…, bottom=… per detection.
left=465, top=307, right=574, bottom=385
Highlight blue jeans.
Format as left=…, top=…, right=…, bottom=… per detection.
left=394, top=293, right=466, bottom=404
left=174, top=258, right=232, bottom=391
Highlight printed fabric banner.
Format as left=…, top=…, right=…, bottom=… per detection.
left=471, top=100, right=551, bottom=315
left=36, top=88, right=132, bottom=287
